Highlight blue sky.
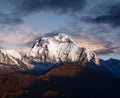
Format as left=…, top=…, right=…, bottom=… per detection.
left=22, top=12, right=72, bottom=33
left=0, top=0, right=120, bottom=60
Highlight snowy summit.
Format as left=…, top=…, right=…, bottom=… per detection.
left=27, top=33, right=99, bottom=65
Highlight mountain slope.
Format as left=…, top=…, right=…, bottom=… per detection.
left=0, top=49, right=33, bottom=73
left=100, top=59, right=120, bottom=79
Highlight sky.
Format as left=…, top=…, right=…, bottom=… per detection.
left=0, top=0, right=120, bottom=60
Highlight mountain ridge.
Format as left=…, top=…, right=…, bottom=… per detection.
left=0, top=33, right=120, bottom=79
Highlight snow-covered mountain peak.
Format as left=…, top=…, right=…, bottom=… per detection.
left=53, top=33, right=72, bottom=42
left=27, top=33, right=99, bottom=65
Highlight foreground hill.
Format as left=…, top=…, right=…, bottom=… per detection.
left=0, top=63, right=120, bottom=98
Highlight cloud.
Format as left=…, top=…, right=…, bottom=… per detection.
left=54, top=0, right=120, bottom=56
left=96, top=48, right=120, bottom=55
left=0, top=0, right=120, bottom=58
left=0, top=12, right=23, bottom=25
left=74, top=34, right=120, bottom=55
left=83, top=3, right=120, bottom=27
left=0, top=0, right=86, bottom=26
left=0, top=25, right=41, bottom=53
left=54, top=21, right=120, bottom=55
left=76, top=36, right=120, bottom=55
left=13, top=0, right=86, bottom=16
left=94, top=42, right=120, bottom=55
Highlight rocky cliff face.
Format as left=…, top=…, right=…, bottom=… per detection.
left=27, top=33, right=99, bottom=65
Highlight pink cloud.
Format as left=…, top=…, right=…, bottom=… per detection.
left=0, top=25, right=41, bottom=54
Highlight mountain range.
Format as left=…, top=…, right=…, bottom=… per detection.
left=0, top=33, right=119, bottom=78
left=0, top=33, right=120, bottom=98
